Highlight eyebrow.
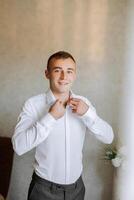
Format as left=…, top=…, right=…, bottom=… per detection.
left=52, top=66, right=75, bottom=71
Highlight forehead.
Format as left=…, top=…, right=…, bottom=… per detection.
left=49, top=58, right=76, bottom=70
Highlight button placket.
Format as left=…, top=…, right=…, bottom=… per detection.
left=65, top=106, right=71, bottom=184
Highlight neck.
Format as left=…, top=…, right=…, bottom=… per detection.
left=52, top=90, right=70, bottom=104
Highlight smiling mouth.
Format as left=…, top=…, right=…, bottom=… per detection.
left=58, top=82, right=69, bottom=85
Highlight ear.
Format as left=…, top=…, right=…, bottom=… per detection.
left=45, top=69, right=50, bottom=79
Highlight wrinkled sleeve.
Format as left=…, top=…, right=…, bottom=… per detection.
left=79, top=98, right=114, bottom=144
left=12, top=99, right=57, bottom=156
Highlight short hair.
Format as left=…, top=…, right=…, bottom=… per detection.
left=47, top=51, right=76, bottom=71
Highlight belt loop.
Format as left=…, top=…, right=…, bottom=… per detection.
left=50, top=183, right=53, bottom=191
left=50, top=183, right=56, bottom=192
left=75, top=180, right=77, bottom=189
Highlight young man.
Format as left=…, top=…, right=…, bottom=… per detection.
left=12, top=51, right=114, bottom=200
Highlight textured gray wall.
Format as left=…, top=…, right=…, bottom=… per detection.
left=0, top=1, right=127, bottom=200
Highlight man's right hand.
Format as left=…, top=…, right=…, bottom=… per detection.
left=49, top=100, right=66, bottom=120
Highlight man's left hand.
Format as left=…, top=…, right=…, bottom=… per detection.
left=68, top=98, right=89, bottom=116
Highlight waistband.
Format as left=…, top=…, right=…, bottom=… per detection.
left=32, top=172, right=82, bottom=191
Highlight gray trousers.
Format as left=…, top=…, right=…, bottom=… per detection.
left=27, top=172, right=85, bottom=200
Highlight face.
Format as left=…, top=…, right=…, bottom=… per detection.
left=45, top=58, right=76, bottom=95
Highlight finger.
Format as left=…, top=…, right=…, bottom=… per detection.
left=69, top=100, right=78, bottom=106
left=72, top=108, right=77, bottom=113
left=70, top=105, right=77, bottom=109
left=70, top=98, right=80, bottom=102
left=54, top=99, right=59, bottom=105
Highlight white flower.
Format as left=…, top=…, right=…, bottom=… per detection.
left=104, top=145, right=127, bottom=168
left=111, top=157, right=122, bottom=167
left=112, top=146, right=127, bottom=168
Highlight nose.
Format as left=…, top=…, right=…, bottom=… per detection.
left=60, top=71, right=66, bottom=80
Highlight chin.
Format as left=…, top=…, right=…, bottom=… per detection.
left=57, top=87, right=70, bottom=94
left=58, top=89, right=69, bottom=93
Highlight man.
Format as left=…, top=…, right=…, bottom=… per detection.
left=12, top=51, right=114, bottom=200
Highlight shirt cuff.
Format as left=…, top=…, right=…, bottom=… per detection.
left=80, top=107, right=97, bottom=126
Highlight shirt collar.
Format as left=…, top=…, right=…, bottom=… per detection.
left=46, top=89, right=56, bottom=105
left=46, top=89, right=76, bottom=105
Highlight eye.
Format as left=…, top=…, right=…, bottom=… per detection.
left=67, top=70, right=73, bottom=74
left=54, top=69, right=60, bottom=72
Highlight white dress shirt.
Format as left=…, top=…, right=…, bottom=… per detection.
left=12, top=89, right=114, bottom=184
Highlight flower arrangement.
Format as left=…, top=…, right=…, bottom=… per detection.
left=104, top=145, right=126, bottom=168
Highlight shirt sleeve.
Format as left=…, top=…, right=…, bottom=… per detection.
left=12, top=99, right=57, bottom=156
left=79, top=98, right=114, bottom=144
